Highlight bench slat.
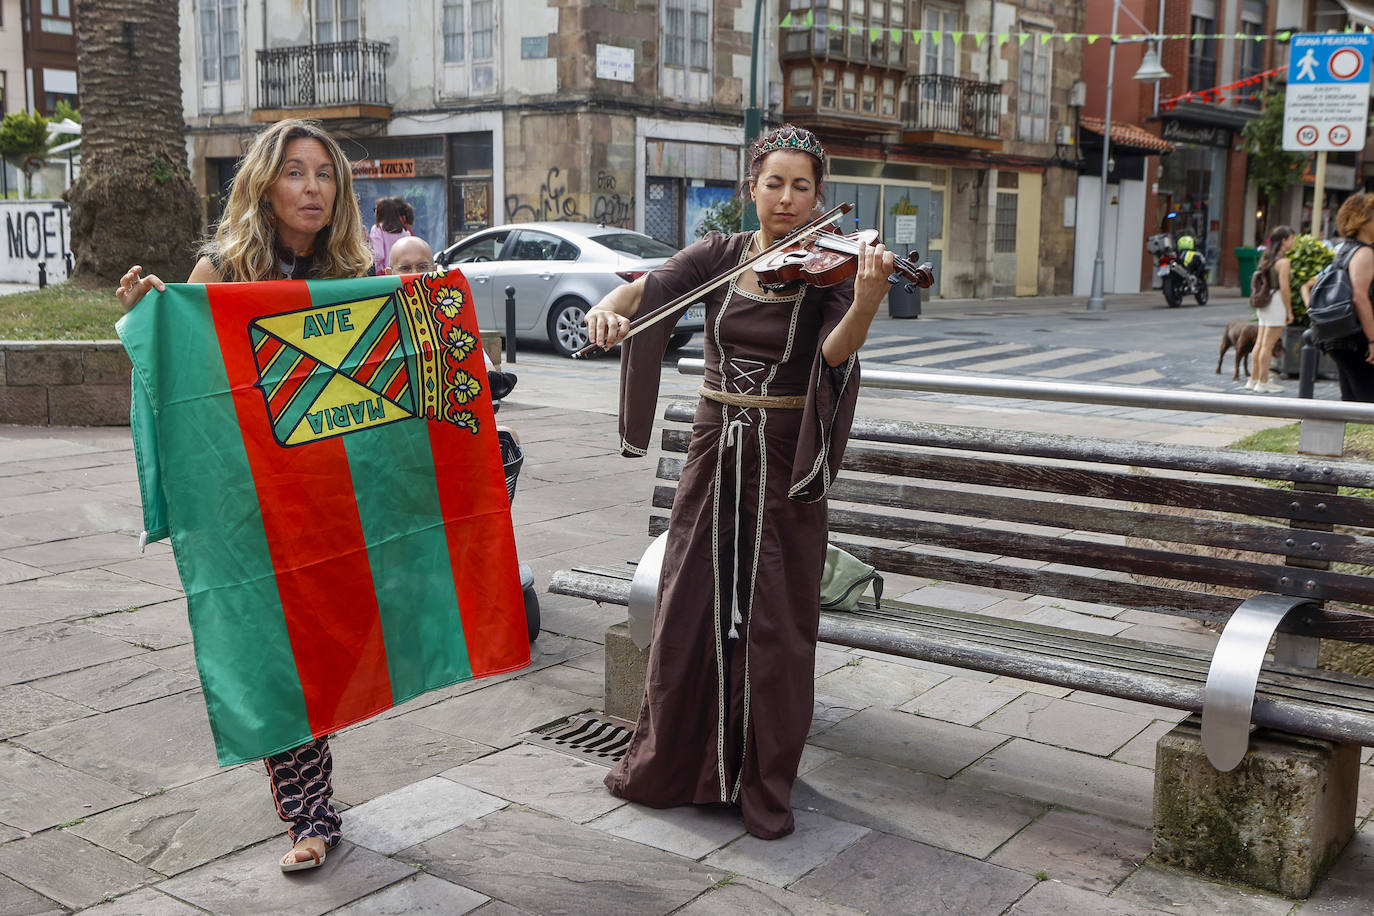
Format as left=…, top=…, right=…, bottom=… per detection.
left=656, top=436, right=1374, bottom=530
left=660, top=401, right=1374, bottom=488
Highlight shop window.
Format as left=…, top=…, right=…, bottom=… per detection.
left=1188, top=16, right=1217, bottom=92
left=447, top=131, right=494, bottom=241
left=994, top=193, right=1017, bottom=253
left=1017, top=28, right=1050, bottom=142
left=929, top=188, right=944, bottom=239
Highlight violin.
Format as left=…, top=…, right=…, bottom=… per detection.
left=754, top=227, right=935, bottom=293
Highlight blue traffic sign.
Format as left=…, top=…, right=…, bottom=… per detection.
left=1290, top=33, right=1372, bottom=84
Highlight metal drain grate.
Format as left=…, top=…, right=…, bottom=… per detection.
left=527, top=713, right=635, bottom=766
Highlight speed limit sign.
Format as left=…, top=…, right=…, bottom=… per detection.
left=1296, top=124, right=1319, bottom=146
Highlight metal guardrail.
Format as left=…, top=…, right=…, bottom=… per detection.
left=676, top=359, right=1374, bottom=425
left=256, top=40, right=391, bottom=109
left=900, top=74, right=1001, bottom=138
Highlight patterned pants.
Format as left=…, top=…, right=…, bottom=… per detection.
left=264, top=737, right=342, bottom=847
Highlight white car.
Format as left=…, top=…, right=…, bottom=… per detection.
left=437, top=222, right=705, bottom=358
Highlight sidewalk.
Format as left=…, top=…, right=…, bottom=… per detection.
left=0, top=352, right=1370, bottom=915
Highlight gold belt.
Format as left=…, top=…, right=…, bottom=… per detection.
left=698, top=386, right=806, bottom=409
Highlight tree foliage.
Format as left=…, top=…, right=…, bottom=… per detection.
left=66, top=0, right=200, bottom=285
left=1241, top=90, right=1308, bottom=205
left=1286, top=234, right=1334, bottom=325
left=696, top=196, right=743, bottom=237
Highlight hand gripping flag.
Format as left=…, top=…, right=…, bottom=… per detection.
left=117, top=271, right=531, bottom=765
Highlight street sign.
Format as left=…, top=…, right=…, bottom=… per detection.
left=1283, top=33, right=1374, bottom=152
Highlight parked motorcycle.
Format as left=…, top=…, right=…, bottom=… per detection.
left=1146, top=233, right=1209, bottom=308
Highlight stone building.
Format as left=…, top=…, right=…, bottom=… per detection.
left=177, top=0, right=1086, bottom=296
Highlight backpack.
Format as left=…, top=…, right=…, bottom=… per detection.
left=1307, top=242, right=1367, bottom=342
left=1248, top=266, right=1271, bottom=311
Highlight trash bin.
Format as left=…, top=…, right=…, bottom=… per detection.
left=888, top=282, right=921, bottom=319
left=1235, top=246, right=1260, bottom=297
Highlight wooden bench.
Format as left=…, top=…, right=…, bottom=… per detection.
left=550, top=369, right=1374, bottom=898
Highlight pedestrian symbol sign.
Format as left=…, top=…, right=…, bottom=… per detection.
left=1283, top=33, right=1374, bottom=152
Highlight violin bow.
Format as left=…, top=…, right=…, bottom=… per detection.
left=573, top=202, right=854, bottom=359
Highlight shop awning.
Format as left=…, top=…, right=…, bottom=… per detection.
left=1079, top=116, right=1175, bottom=155
left=1334, top=0, right=1374, bottom=29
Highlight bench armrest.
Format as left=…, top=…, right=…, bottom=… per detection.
left=1202, top=594, right=1322, bottom=771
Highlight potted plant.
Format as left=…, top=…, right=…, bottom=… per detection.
left=1278, top=234, right=1336, bottom=379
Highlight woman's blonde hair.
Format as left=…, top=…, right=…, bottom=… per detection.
left=202, top=119, right=371, bottom=281
left=1337, top=192, right=1374, bottom=239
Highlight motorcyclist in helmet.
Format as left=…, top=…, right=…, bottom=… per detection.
left=1176, top=235, right=1207, bottom=278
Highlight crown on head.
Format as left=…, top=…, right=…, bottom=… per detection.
left=752, top=126, right=825, bottom=163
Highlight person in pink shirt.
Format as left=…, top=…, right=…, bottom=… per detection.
left=368, top=196, right=412, bottom=272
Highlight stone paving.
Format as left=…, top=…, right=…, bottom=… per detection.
left=4, top=294, right=1374, bottom=913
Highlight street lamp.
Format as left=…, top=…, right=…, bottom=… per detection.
left=1086, top=8, right=1170, bottom=312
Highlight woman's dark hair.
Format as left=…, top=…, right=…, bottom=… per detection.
left=397, top=198, right=415, bottom=228
left=1257, top=225, right=1294, bottom=276
left=375, top=196, right=404, bottom=233
left=738, top=124, right=826, bottom=200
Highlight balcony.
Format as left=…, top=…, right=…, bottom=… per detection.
left=900, top=74, right=1004, bottom=151
left=254, top=40, right=392, bottom=123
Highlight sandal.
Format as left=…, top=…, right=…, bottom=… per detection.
left=279, top=838, right=327, bottom=873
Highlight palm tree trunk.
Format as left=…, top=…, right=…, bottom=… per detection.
left=66, top=0, right=200, bottom=284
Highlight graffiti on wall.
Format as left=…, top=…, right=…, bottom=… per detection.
left=0, top=201, right=70, bottom=284
left=505, top=167, right=635, bottom=228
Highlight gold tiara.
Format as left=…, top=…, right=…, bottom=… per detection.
left=752, top=127, right=825, bottom=162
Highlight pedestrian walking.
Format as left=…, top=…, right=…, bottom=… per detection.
left=584, top=123, right=895, bottom=839
left=1248, top=226, right=1295, bottom=394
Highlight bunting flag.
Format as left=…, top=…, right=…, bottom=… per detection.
left=1159, top=64, right=1288, bottom=110
left=778, top=22, right=1314, bottom=44
left=117, top=272, right=531, bottom=765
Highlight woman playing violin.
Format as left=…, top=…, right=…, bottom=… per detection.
left=585, top=124, right=894, bottom=839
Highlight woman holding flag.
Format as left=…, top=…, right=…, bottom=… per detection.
left=116, top=118, right=373, bottom=872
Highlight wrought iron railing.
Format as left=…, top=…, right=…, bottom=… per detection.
left=900, top=74, right=1002, bottom=138
left=256, top=40, right=391, bottom=110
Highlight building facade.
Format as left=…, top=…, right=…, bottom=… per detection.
left=178, top=0, right=1085, bottom=296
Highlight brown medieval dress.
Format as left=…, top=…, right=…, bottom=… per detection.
left=604, top=230, right=860, bottom=839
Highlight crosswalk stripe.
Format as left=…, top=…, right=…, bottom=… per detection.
left=1113, top=369, right=1166, bottom=384
left=967, top=347, right=1093, bottom=372
left=898, top=342, right=1030, bottom=366
left=1033, top=351, right=1163, bottom=378
left=862, top=338, right=974, bottom=360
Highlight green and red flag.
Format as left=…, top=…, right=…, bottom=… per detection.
left=117, top=271, right=530, bottom=766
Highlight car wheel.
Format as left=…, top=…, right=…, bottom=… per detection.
left=666, top=331, right=693, bottom=352
left=547, top=298, right=592, bottom=358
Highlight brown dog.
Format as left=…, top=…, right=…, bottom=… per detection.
left=1217, top=319, right=1284, bottom=380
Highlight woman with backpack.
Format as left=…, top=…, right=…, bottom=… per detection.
left=1248, top=226, right=1295, bottom=394
left=1304, top=193, right=1374, bottom=402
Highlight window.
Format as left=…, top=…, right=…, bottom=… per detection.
left=315, top=0, right=360, bottom=44
left=443, top=230, right=509, bottom=265
left=923, top=7, right=958, bottom=77
left=822, top=67, right=836, bottom=107
left=440, top=0, right=497, bottom=96
left=862, top=73, right=876, bottom=113
left=994, top=193, right=1017, bottom=253
left=789, top=67, right=813, bottom=107
left=40, top=0, right=72, bottom=34
left=1017, top=28, right=1050, bottom=142
left=510, top=230, right=576, bottom=262
left=1238, top=0, right=1267, bottom=109
left=665, top=0, right=710, bottom=71
left=443, top=0, right=464, bottom=62
left=842, top=70, right=856, bottom=110
left=200, top=0, right=242, bottom=87
left=1188, top=16, right=1217, bottom=91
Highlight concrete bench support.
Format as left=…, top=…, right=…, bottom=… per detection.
left=1153, top=715, right=1359, bottom=899
left=605, top=621, right=649, bottom=722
